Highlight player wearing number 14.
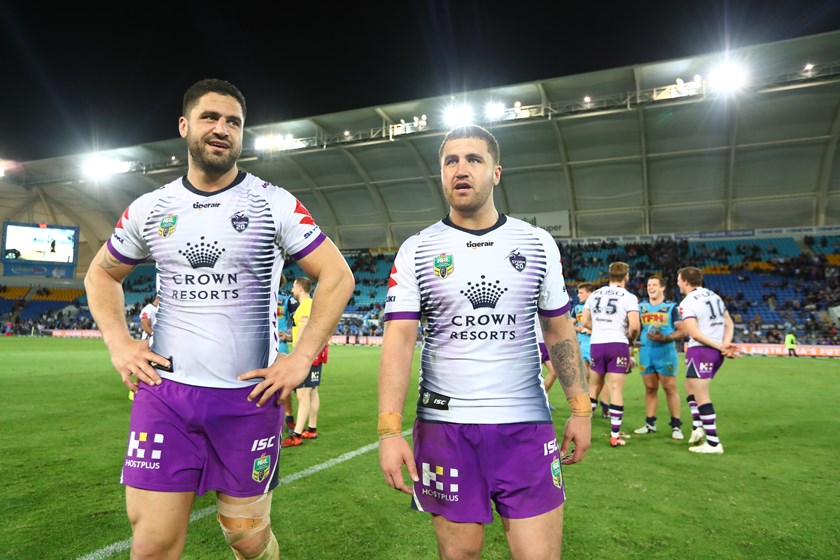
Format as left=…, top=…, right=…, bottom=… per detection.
left=676, top=266, right=736, bottom=455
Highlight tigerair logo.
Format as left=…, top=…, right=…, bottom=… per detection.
left=193, top=201, right=221, bottom=209
left=466, top=241, right=494, bottom=249
left=421, top=463, right=459, bottom=502
left=460, top=275, right=507, bottom=309
left=125, top=431, right=163, bottom=470
left=178, top=236, right=225, bottom=268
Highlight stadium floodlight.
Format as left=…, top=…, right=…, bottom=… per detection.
left=443, top=104, right=474, bottom=128
left=484, top=101, right=506, bottom=121
left=82, top=156, right=132, bottom=180
left=708, top=61, right=748, bottom=94
left=255, top=133, right=306, bottom=152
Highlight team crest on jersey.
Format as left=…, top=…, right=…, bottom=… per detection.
left=252, top=454, right=271, bottom=483
left=230, top=211, right=249, bottom=232
left=157, top=214, right=178, bottom=238
left=433, top=254, right=454, bottom=279
left=507, top=249, right=526, bottom=272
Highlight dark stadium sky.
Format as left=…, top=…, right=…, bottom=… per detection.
left=2, top=0, right=840, bottom=162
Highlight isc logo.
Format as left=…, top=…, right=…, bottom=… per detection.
left=251, top=436, right=276, bottom=452
left=543, top=438, right=558, bottom=456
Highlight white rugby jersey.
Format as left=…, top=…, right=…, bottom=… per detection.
left=678, top=288, right=728, bottom=348
left=585, top=285, right=639, bottom=344
left=384, top=215, right=571, bottom=424
left=107, top=172, right=326, bottom=388
left=139, top=302, right=157, bottom=340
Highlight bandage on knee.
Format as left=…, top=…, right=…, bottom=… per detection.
left=217, top=494, right=278, bottom=560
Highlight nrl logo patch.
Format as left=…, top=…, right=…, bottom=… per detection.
left=157, top=214, right=178, bottom=238
left=230, top=211, right=249, bottom=233
left=508, top=249, right=526, bottom=272
left=434, top=254, right=454, bottom=279
left=422, top=391, right=431, bottom=405
left=551, top=457, right=563, bottom=488
left=252, top=454, right=271, bottom=483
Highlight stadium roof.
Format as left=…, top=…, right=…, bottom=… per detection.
left=2, top=30, right=840, bottom=276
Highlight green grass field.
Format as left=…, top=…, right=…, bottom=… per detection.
left=1, top=338, right=838, bottom=559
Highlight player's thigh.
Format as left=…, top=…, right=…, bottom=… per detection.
left=126, top=487, right=194, bottom=544
left=606, top=372, right=627, bottom=391
left=641, top=371, right=660, bottom=391
left=660, top=374, right=678, bottom=392
left=684, top=377, right=711, bottom=402
left=431, top=514, right=485, bottom=560
left=502, top=504, right=563, bottom=560
left=296, top=386, right=313, bottom=402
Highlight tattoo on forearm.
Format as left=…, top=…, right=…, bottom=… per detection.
left=550, top=340, right=588, bottom=391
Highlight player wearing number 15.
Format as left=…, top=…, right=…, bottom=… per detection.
left=677, top=266, right=735, bottom=455
left=581, top=262, right=640, bottom=448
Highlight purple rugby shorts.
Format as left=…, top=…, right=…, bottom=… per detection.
left=685, top=346, right=724, bottom=379
left=589, top=342, right=631, bottom=375
left=122, top=379, right=283, bottom=497
left=411, top=420, right=566, bottom=523
left=539, top=342, right=550, bottom=364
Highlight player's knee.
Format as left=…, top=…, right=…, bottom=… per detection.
left=128, top=520, right=185, bottom=558
left=438, top=539, right=482, bottom=560
left=217, top=494, right=279, bottom=560
left=130, top=538, right=170, bottom=559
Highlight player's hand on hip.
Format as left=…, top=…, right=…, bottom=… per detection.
left=379, top=436, right=418, bottom=495
left=239, top=353, right=310, bottom=407
left=108, top=338, right=166, bottom=392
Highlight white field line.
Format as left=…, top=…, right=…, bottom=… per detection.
left=77, top=430, right=410, bottom=560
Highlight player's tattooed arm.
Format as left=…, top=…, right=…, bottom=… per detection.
left=97, top=250, right=122, bottom=271
left=544, top=313, right=589, bottom=392
left=551, top=339, right=587, bottom=390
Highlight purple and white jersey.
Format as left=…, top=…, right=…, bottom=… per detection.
left=107, top=171, right=325, bottom=388
left=679, top=288, right=728, bottom=349
left=384, top=215, right=571, bottom=424
left=585, top=285, right=639, bottom=344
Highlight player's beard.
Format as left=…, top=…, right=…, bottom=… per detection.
left=446, top=178, right=494, bottom=215
left=187, top=135, right=242, bottom=175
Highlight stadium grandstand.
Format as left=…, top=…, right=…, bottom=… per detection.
left=1, top=31, right=839, bottom=352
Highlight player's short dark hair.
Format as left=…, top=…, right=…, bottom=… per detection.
left=648, top=273, right=666, bottom=287
left=678, top=266, right=703, bottom=287
left=294, top=276, right=313, bottom=294
left=183, top=78, right=247, bottom=121
left=438, top=125, right=500, bottom=165
left=578, top=282, right=594, bottom=293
